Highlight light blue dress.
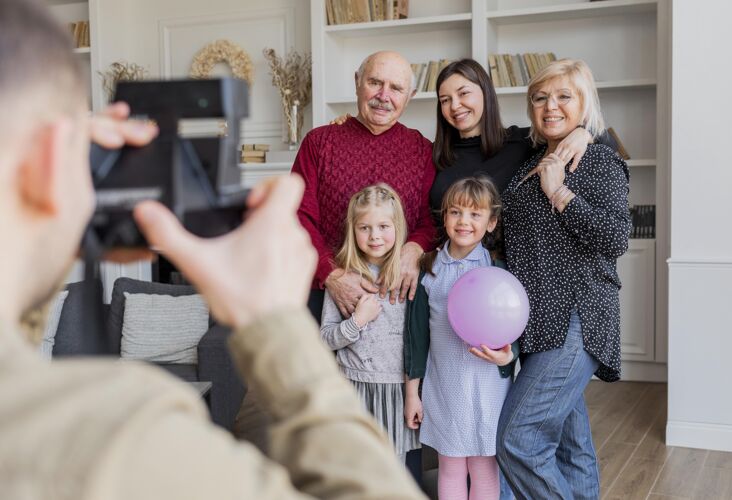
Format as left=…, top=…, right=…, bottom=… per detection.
left=419, top=242, right=512, bottom=457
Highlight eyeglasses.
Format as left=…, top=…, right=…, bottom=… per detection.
left=530, top=90, right=574, bottom=108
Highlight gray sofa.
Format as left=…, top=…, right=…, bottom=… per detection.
left=53, top=278, right=246, bottom=431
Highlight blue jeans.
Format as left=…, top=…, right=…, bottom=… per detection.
left=496, top=312, right=600, bottom=500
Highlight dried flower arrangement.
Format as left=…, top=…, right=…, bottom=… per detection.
left=99, top=62, right=148, bottom=101
left=262, top=48, right=312, bottom=148
left=190, top=40, right=254, bottom=86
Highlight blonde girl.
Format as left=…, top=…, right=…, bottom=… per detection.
left=320, top=183, right=420, bottom=462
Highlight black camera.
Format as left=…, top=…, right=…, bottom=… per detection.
left=86, top=78, right=249, bottom=249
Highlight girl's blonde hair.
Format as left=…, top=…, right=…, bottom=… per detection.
left=335, top=183, right=407, bottom=290
left=423, top=176, right=503, bottom=274
left=527, top=58, right=605, bottom=148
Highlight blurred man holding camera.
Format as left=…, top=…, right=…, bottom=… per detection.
left=0, top=1, right=424, bottom=498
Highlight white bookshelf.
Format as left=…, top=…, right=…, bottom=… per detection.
left=312, top=0, right=670, bottom=379
left=45, top=0, right=102, bottom=111
left=239, top=162, right=293, bottom=189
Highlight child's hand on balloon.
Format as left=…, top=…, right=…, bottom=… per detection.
left=469, top=343, right=514, bottom=366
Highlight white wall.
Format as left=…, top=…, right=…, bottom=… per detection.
left=667, top=0, right=732, bottom=452
left=94, top=0, right=311, bottom=148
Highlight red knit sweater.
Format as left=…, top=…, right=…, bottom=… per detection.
left=292, top=117, right=437, bottom=288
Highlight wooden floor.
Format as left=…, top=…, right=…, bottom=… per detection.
left=422, top=382, right=732, bottom=499
left=587, top=381, right=732, bottom=499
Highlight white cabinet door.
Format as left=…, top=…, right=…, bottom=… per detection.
left=617, top=239, right=655, bottom=362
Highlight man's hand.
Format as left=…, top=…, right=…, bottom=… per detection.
left=134, top=176, right=317, bottom=330
left=468, top=343, right=514, bottom=366
left=554, top=126, right=592, bottom=173
left=90, top=101, right=158, bottom=149
left=325, top=269, right=379, bottom=317
left=382, top=242, right=423, bottom=304
left=88, top=102, right=160, bottom=263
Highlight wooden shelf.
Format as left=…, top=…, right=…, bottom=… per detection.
left=626, top=159, right=656, bottom=168
left=324, top=13, right=471, bottom=37
left=486, top=0, right=657, bottom=26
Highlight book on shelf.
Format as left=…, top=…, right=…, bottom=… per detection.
left=488, top=52, right=556, bottom=88
left=488, top=54, right=500, bottom=88
left=326, top=0, right=409, bottom=25
left=69, top=21, right=90, bottom=49
left=242, top=144, right=270, bottom=152
left=241, top=157, right=266, bottom=164
left=629, top=205, right=655, bottom=239
left=409, top=59, right=452, bottom=93
left=605, top=127, right=631, bottom=160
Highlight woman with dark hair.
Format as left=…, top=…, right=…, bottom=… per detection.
left=428, top=58, right=598, bottom=215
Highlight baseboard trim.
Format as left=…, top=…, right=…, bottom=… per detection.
left=621, top=361, right=667, bottom=382
left=667, top=420, right=732, bottom=452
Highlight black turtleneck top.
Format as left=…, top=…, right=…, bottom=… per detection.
left=428, top=126, right=534, bottom=213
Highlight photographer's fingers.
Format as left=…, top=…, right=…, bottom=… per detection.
left=99, top=101, right=131, bottom=119
left=133, top=201, right=203, bottom=277
left=246, top=175, right=304, bottom=219
left=245, top=177, right=279, bottom=210
left=90, top=104, right=158, bottom=149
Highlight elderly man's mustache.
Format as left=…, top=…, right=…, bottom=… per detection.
left=367, top=99, right=394, bottom=111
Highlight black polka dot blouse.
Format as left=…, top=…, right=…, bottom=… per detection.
left=502, top=144, right=632, bottom=382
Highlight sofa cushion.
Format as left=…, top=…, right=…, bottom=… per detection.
left=120, top=292, right=209, bottom=364
left=108, top=278, right=201, bottom=354
left=38, top=291, right=68, bottom=359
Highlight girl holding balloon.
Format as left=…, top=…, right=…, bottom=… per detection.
left=404, top=176, right=520, bottom=500
left=320, top=183, right=420, bottom=464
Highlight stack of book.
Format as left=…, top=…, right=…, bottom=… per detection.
left=69, top=21, right=90, bottom=49
left=326, top=0, right=409, bottom=25
left=488, top=52, right=557, bottom=88
left=241, top=144, right=270, bottom=164
left=629, top=205, right=656, bottom=239
left=411, top=60, right=451, bottom=93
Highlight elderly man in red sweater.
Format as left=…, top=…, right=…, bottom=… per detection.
left=292, top=50, right=437, bottom=319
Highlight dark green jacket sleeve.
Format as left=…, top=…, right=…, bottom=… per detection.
left=494, top=258, right=520, bottom=379
left=404, top=271, right=429, bottom=380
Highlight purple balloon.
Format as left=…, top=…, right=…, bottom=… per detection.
left=447, top=267, right=530, bottom=349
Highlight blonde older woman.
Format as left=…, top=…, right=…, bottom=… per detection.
left=497, top=59, right=631, bottom=499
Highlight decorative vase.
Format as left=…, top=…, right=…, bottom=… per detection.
left=287, top=100, right=301, bottom=150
